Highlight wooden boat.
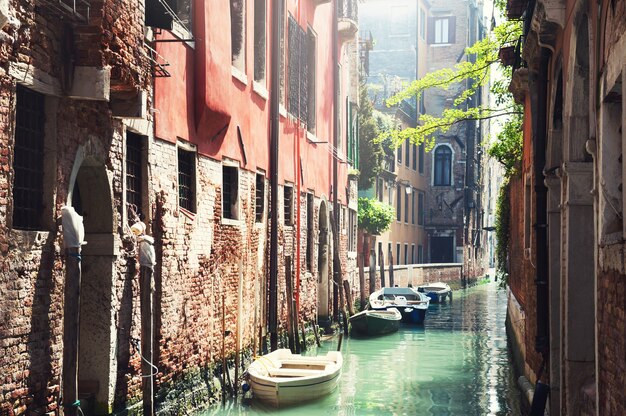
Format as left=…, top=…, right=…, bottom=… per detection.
left=369, top=287, right=430, bottom=324
left=246, top=349, right=342, bottom=407
left=417, top=281, right=453, bottom=303
left=349, top=308, right=402, bottom=336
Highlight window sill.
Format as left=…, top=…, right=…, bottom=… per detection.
left=279, top=105, right=287, bottom=118
left=231, top=66, right=248, bottom=86
left=222, top=217, right=243, bottom=226
left=431, top=43, right=452, bottom=47
left=171, top=21, right=195, bottom=48
left=179, top=207, right=196, bottom=221
left=252, top=81, right=269, bottom=100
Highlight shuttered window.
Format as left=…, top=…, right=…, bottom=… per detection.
left=427, top=16, right=456, bottom=44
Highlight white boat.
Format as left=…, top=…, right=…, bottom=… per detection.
left=246, top=348, right=342, bottom=407
left=369, top=287, right=430, bottom=324
left=416, top=281, right=453, bottom=303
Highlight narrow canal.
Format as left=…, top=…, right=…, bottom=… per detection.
left=206, top=281, right=522, bottom=415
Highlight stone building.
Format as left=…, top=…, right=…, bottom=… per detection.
left=0, top=0, right=359, bottom=414
left=505, top=0, right=626, bottom=414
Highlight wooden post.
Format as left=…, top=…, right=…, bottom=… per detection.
left=221, top=294, right=226, bottom=404
left=358, top=253, right=366, bottom=311
left=389, top=249, right=395, bottom=287
left=234, top=260, right=243, bottom=397
left=285, top=257, right=295, bottom=352
left=343, top=280, right=354, bottom=316
left=379, top=246, right=386, bottom=288
left=368, top=249, right=376, bottom=296
left=140, top=265, right=154, bottom=416
left=311, top=320, right=322, bottom=347
left=62, top=247, right=81, bottom=416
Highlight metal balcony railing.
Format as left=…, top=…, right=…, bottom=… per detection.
left=36, top=0, right=90, bottom=23
left=339, top=0, right=358, bottom=22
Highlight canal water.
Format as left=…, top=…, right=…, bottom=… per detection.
left=205, top=281, right=522, bottom=416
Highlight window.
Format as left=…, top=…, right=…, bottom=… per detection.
left=253, top=0, right=266, bottom=83
left=376, top=177, right=384, bottom=202
left=145, top=0, right=193, bottom=33
left=404, top=243, right=408, bottom=265
left=306, top=193, right=314, bottom=270
left=418, top=245, right=423, bottom=263
left=434, top=146, right=452, bottom=186
left=396, top=185, right=401, bottom=221
left=411, top=244, right=415, bottom=264
left=411, top=190, right=415, bottom=224
left=255, top=173, right=265, bottom=222
left=428, top=16, right=456, bottom=45
left=287, top=16, right=314, bottom=125
left=222, top=165, right=239, bottom=219
left=404, top=188, right=409, bottom=223
left=390, top=6, right=409, bottom=37
left=348, top=209, right=357, bottom=252
left=178, top=148, right=196, bottom=212
left=418, top=191, right=425, bottom=225
left=284, top=185, right=293, bottom=226
left=418, top=143, right=425, bottom=173
left=307, top=28, right=317, bottom=133
left=12, top=86, right=45, bottom=230
left=279, top=0, right=285, bottom=104
left=524, top=178, right=531, bottom=249
left=412, top=144, right=417, bottom=170
left=126, top=132, right=145, bottom=221
left=396, top=243, right=401, bottom=266
left=419, top=8, right=426, bottom=39
left=397, top=144, right=402, bottom=165
left=405, top=141, right=410, bottom=166
left=231, top=0, right=246, bottom=71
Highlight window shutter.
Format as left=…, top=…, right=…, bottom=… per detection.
left=448, top=16, right=456, bottom=44
left=427, top=17, right=435, bottom=44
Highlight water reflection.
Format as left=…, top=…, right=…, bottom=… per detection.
left=203, top=282, right=522, bottom=416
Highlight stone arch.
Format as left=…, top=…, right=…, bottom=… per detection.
left=317, top=199, right=330, bottom=328
left=67, top=143, right=118, bottom=415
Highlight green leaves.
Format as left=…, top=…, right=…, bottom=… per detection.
left=357, top=198, right=395, bottom=235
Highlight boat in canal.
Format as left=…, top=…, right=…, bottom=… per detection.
left=349, top=307, right=402, bottom=336
left=246, top=349, right=342, bottom=407
left=417, top=281, right=452, bottom=303
left=369, top=287, right=430, bottom=324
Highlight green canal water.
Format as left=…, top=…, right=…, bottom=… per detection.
left=205, top=281, right=522, bottom=415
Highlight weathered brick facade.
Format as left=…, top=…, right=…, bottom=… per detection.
left=505, top=0, right=626, bottom=413
left=1, top=0, right=359, bottom=415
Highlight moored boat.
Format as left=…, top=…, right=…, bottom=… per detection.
left=246, top=349, right=342, bottom=407
left=349, top=308, right=402, bottom=336
left=417, top=281, right=452, bottom=303
left=369, top=287, right=430, bottom=324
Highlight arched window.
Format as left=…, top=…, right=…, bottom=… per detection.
left=434, top=146, right=452, bottom=186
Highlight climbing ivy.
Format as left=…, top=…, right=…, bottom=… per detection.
left=495, top=178, right=511, bottom=286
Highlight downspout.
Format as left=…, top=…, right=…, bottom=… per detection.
left=295, top=0, right=302, bottom=331
left=534, top=48, right=550, bottom=357
left=332, top=0, right=340, bottom=321
left=269, top=0, right=282, bottom=351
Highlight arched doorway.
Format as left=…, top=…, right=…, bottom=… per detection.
left=70, top=157, right=117, bottom=415
left=317, top=201, right=330, bottom=327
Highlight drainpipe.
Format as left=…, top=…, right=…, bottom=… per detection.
left=534, top=48, right=550, bottom=357
left=269, top=0, right=282, bottom=351
left=332, top=0, right=340, bottom=322
left=295, top=0, right=301, bottom=337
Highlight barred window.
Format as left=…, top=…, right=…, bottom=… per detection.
left=255, top=173, right=265, bottom=222
left=306, top=193, right=314, bottom=270
left=178, top=148, right=196, bottom=212
left=287, top=15, right=312, bottom=123
left=126, top=132, right=144, bottom=219
left=13, top=86, right=45, bottom=230
left=253, top=0, right=266, bottom=83
left=223, top=165, right=239, bottom=219
left=231, top=0, right=246, bottom=71
left=284, top=185, right=293, bottom=226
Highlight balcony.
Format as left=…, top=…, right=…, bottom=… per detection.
left=338, top=0, right=358, bottom=41
left=36, top=0, right=90, bottom=23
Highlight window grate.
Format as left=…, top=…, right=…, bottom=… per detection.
left=126, top=132, right=143, bottom=217
left=13, top=86, right=45, bottom=230
left=284, top=186, right=293, bottom=226
left=255, top=173, right=264, bottom=222
left=178, top=148, right=195, bottom=211
left=223, top=166, right=238, bottom=219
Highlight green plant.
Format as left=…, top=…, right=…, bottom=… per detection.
left=357, top=197, right=395, bottom=235
left=495, top=178, right=511, bottom=287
